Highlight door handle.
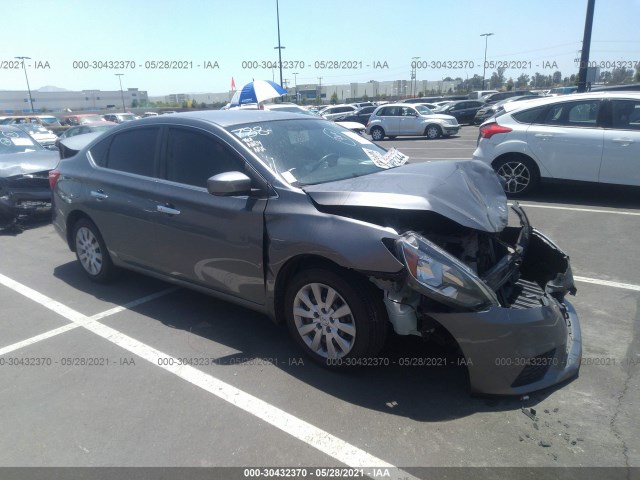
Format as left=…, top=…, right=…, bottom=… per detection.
left=90, top=190, right=108, bottom=200
left=157, top=204, right=181, bottom=215
left=611, top=138, right=633, bottom=145
left=534, top=133, right=553, bottom=139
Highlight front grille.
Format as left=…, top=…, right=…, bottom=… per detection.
left=509, top=279, right=544, bottom=309
left=511, top=348, right=556, bottom=388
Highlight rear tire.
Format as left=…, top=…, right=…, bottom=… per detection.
left=72, top=218, right=117, bottom=283
left=284, top=268, right=388, bottom=368
left=493, top=155, right=540, bottom=197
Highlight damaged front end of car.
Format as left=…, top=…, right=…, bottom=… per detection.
left=0, top=171, right=52, bottom=230
left=380, top=204, right=581, bottom=395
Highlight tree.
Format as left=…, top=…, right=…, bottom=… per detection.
left=635, top=66, right=640, bottom=82
left=611, top=68, right=633, bottom=84
left=552, top=71, right=562, bottom=85
left=200, top=102, right=207, bottom=109
left=131, top=99, right=139, bottom=108
left=362, top=93, right=369, bottom=101
left=505, top=78, right=514, bottom=91
left=330, top=92, right=338, bottom=104
left=516, top=73, right=530, bottom=89
left=490, top=67, right=506, bottom=90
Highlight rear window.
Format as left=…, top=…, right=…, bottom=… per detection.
left=512, top=106, right=546, bottom=124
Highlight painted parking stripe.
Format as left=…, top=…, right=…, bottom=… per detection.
left=0, top=287, right=178, bottom=356
left=516, top=203, right=640, bottom=216
left=0, top=272, right=416, bottom=478
left=0, top=323, right=79, bottom=357
left=574, top=276, right=640, bottom=292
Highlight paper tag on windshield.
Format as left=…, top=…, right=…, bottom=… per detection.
left=12, top=138, right=32, bottom=146
left=363, top=148, right=409, bottom=168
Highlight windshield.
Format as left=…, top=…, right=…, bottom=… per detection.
left=0, top=128, right=43, bottom=154
left=15, top=124, right=50, bottom=135
left=40, top=117, right=60, bottom=125
left=415, top=105, right=435, bottom=115
left=228, top=119, right=408, bottom=186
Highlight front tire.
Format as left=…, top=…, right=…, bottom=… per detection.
left=425, top=124, right=442, bottom=139
left=493, top=155, right=540, bottom=197
left=370, top=127, right=385, bottom=141
left=284, top=268, right=388, bottom=367
left=72, top=218, right=117, bottom=283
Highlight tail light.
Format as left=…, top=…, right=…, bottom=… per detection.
left=479, top=122, right=512, bottom=139
left=48, top=170, right=61, bottom=189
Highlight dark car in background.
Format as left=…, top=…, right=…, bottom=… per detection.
left=481, top=90, right=540, bottom=104
left=435, top=100, right=486, bottom=125
left=333, top=106, right=378, bottom=125
left=473, top=96, right=541, bottom=125
left=0, top=125, right=58, bottom=229
left=62, top=114, right=106, bottom=126
left=103, top=113, right=136, bottom=123
left=51, top=110, right=581, bottom=395
left=54, top=121, right=117, bottom=149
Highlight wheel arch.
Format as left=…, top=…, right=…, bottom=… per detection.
left=491, top=152, right=541, bottom=178
left=273, top=254, right=378, bottom=325
left=65, top=210, right=93, bottom=251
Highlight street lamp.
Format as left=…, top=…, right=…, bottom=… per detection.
left=292, top=72, right=299, bottom=102
left=273, top=0, right=285, bottom=90
left=411, top=56, right=420, bottom=97
left=14, top=56, right=34, bottom=113
left=480, top=33, right=494, bottom=90
left=115, top=74, right=126, bottom=112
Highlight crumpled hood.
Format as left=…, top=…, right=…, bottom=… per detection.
left=0, top=151, right=59, bottom=178
left=303, top=160, right=508, bottom=232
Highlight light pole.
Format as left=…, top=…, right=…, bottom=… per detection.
left=274, top=0, right=285, bottom=89
left=292, top=72, right=299, bottom=102
left=411, top=56, right=420, bottom=97
left=115, top=74, right=126, bottom=112
left=480, top=33, right=494, bottom=90
left=15, top=56, right=34, bottom=113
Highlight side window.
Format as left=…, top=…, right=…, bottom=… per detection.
left=400, top=107, right=416, bottom=116
left=512, top=106, right=546, bottom=124
left=106, top=127, right=159, bottom=176
left=88, top=136, right=112, bottom=167
left=165, top=128, right=245, bottom=188
left=540, top=101, right=600, bottom=126
left=610, top=100, right=640, bottom=130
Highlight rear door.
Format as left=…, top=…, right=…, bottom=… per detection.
left=376, top=106, right=400, bottom=135
left=84, top=126, right=163, bottom=267
left=526, top=99, right=604, bottom=182
left=599, top=99, right=640, bottom=186
left=152, top=125, right=268, bottom=305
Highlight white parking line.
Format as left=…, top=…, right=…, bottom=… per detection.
left=574, top=276, right=640, bottom=292
left=0, top=287, right=177, bottom=356
left=0, top=272, right=416, bottom=477
left=517, top=203, right=640, bottom=216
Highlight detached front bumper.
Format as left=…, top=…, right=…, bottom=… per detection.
left=431, top=296, right=581, bottom=395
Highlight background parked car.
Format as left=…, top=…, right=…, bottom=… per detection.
left=54, top=121, right=117, bottom=148
left=103, top=113, right=136, bottom=123
left=473, top=92, right=640, bottom=196
left=473, top=96, right=540, bottom=125
left=62, top=114, right=106, bottom=126
left=13, top=123, right=58, bottom=150
left=333, top=106, right=377, bottom=125
left=434, top=100, right=486, bottom=125
left=0, top=115, right=68, bottom=136
left=0, top=125, right=58, bottom=229
left=366, top=103, right=460, bottom=140
left=481, top=90, right=540, bottom=104
left=319, top=104, right=359, bottom=120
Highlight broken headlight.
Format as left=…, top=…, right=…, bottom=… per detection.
left=397, top=233, right=499, bottom=310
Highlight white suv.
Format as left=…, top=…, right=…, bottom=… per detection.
left=366, top=104, right=460, bottom=140
left=473, top=92, right=640, bottom=196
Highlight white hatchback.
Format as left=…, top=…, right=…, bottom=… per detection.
left=473, top=92, right=640, bottom=196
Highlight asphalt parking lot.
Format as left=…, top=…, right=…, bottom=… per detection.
left=1, top=126, right=639, bottom=479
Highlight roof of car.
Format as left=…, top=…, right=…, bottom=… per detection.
left=126, top=109, right=317, bottom=128
left=501, top=91, right=640, bottom=114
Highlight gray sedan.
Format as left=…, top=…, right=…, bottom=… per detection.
left=51, top=111, right=581, bottom=395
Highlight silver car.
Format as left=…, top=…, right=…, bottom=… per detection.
left=473, top=91, right=640, bottom=195
left=51, top=110, right=581, bottom=395
left=366, top=104, right=460, bottom=140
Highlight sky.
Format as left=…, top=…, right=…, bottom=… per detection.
left=1, top=0, right=639, bottom=96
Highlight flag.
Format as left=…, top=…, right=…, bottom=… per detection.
left=231, top=77, right=236, bottom=91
